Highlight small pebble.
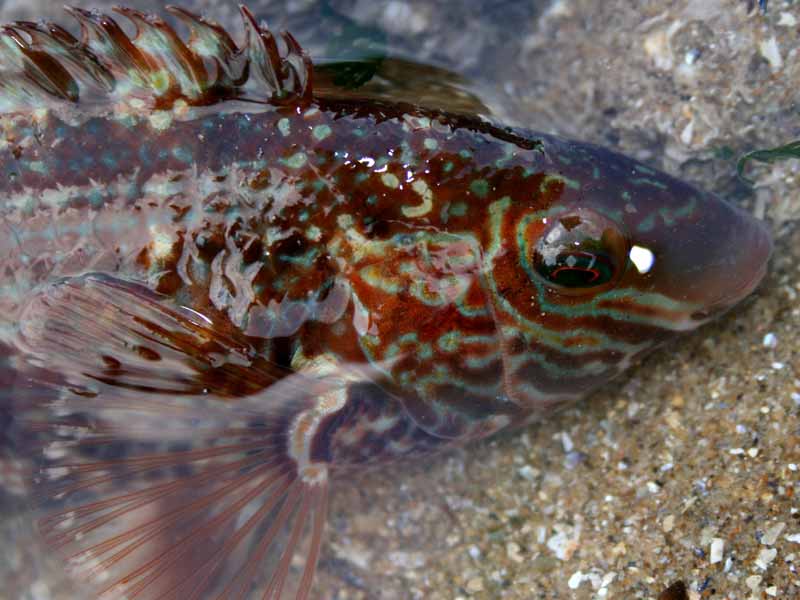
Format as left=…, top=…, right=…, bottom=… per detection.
left=762, top=523, right=785, bottom=546
left=762, top=332, right=777, bottom=348
left=517, top=465, right=538, bottom=482
left=663, top=515, right=676, bottom=533
left=546, top=525, right=580, bottom=560
left=506, top=541, right=523, bottom=563
left=465, top=577, right=484, bottom=593
left=758, top=37, right=783, bottom=71
left=746, top=575, right=762, bottom=591
left=755, top=548, right=777, bottom=570
left=710, top=538, right=724, bottom=564
left=567, top=570, right=584, bottom=589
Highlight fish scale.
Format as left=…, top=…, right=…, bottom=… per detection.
left=0, top=5, right=772, bottom=600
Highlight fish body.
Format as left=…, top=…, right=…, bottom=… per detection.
left=0, top=6, right=772, bottom=599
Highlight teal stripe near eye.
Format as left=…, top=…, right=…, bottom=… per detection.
left=493, top=267, right=697, bottom=336
left=437, top=332, right=496, bottom=352
left=516, top=210, right=547, bottom=284
left=488, top=198, right=700, bottom=339
left=464, top=350, right=502, bottom=369
left=507, top=349, right=613, bottom=379
left=413, top=369, right=502, bottom=397
left=500, top=323, right=649, bottom=359
left=454, top=297, right=491, bottom=318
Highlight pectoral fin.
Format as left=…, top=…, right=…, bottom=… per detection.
left=18, top=273, right=285, bottom=398
left=15, top=273, right=348, bottom=599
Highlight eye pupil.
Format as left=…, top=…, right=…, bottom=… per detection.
left=539, top=251, right=612, bottom=287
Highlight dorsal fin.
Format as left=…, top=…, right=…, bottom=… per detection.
left=0, top=5, right=313, bottom=113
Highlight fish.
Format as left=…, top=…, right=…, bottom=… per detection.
left=0, top=5, right=772, bottom=599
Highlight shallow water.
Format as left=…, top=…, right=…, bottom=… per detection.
left=1, top=1, right=798, bottom=599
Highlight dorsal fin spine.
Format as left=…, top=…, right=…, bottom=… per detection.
left=166, top=4, right=245, bottom=91
left=113, top=7, right=208, bottom=101
left=0, top=4, right=313, bottom=113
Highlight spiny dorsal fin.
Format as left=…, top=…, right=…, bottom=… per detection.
left=0, top=4, right=313, bottom=114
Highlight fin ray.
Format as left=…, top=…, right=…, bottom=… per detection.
left=0, top=5, right=312, bottom=114
left=25, top=379, right=330, bottom=599
left=12, top=273, right=348, bottom=599
left=19, top=273, right=295, bottom=398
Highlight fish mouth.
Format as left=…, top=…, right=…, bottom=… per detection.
left=691, top=218, right=773, bottom=321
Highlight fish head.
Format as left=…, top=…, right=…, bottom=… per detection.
left=616, top=181, right=773, bottom=325
left=484, top=135, right=772, bottom=406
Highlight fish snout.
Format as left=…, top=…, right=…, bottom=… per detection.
left=622, top=190, right=773, bottom=327
left=689, top=213, right=772, bottom=321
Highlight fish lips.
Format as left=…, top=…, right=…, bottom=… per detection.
left=621, top=191, right=772, bottom=326
left=688, top=215, right=772, bottom=322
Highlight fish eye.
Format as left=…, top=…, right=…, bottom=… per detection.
left=531, top=210, right=629, bottom=293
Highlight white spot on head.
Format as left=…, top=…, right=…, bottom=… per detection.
left=337, top=214, right=354, bottom=229
left=148, top=110, right=173, bottom=131
left=381, top=172, right=400, bottom=188
left=629, top=245, right=655, bottom=274
left=149, top=224, right=174, bottom=259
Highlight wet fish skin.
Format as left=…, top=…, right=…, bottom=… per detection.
left=1, top=98, right=771, bottom=433
left=0, top=5, right=772, bottom=599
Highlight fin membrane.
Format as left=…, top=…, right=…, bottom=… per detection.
left=17, top=274, right=332, bottom=599
left=0, top=5, right=312, bottom=113
left=315, top=57, right=490, bottom=117
left=18, top=273, right=294, bottom=398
